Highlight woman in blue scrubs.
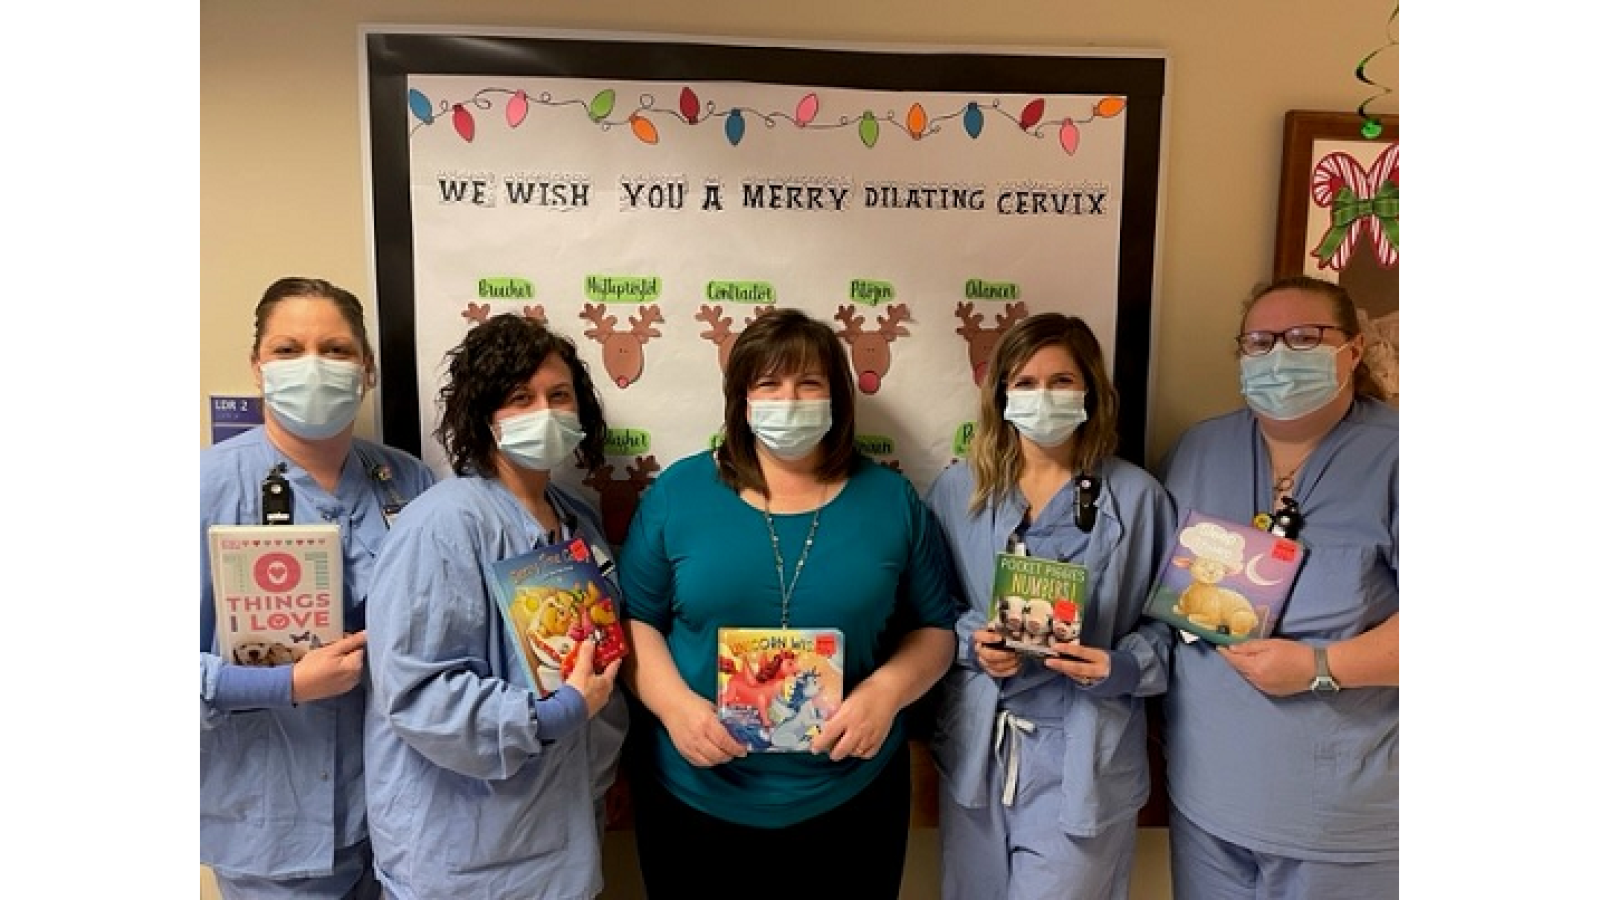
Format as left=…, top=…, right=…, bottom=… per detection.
left=926, top=312, right=1176, bottom=900
left=1159, top=275, right=1399, bottom=900
left=362, top=314, right=627, bottom=900
left=200, top=277, right=436, bottom=899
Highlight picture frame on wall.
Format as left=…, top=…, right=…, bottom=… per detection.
left=1273, top=109, right=1399, bottom=408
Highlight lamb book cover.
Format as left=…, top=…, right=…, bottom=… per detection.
left=1143, top=510, right=1305, bottom=646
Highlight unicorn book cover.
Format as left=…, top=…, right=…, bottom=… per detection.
left=1143, top=509, right=1305, bottom=646
left=489, top=535, right=628, bottom=698
left=717, top=627, right=845, bottom=753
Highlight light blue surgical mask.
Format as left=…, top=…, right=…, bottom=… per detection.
left=260, top=356, right=366, bottom=440
left=1004, top=389, right=1088, bottom=447
left=496, top=408, right=586, bottom=471
left=1239, top=343, right=1348, bottom=421
left=748, top=398, right=832, bottom=460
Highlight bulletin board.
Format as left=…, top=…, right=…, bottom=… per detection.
left=363, top=27, right=1167, bottom=543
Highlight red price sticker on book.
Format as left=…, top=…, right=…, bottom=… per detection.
left=1270, top=539, right=1299, bottom=562
left=815, top=633, right=838, bottom=657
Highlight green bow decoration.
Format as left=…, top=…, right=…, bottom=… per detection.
left=1312, top=179, right=1399, bottom=266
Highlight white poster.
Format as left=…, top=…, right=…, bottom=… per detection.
left=367, top=32, right=1166, bottom=545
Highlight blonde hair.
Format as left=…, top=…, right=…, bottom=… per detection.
left=967, top=313, right=1119, bottom=514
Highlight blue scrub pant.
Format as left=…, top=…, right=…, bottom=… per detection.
left=1170, top=806, right=1397, bottom=900
left=939, top=712, right=1136, bottom=900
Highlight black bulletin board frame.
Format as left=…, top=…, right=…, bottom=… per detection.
left=363, top=29, right=1167, bottom=465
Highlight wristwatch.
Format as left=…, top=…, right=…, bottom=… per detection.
left=1309, top=645, right=1341, bottom=697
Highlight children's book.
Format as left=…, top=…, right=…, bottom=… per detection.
left=984, top=552, right=1091, bottom=659
left=717, top=627, right=845, bottom=753
left=1143, top=509, right=1306, bottom=646
left=490, top=535, right=628, bottom=698
left=208, top=523, right=344, bottom=666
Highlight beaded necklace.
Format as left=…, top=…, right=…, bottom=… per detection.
left=760, top=495, right=823, bottom=629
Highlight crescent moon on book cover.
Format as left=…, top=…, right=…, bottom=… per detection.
left=1244, top=553, right=1282, bottom=586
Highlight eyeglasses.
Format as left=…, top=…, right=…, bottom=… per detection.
left=1235, top=324, right=1346, bottom=357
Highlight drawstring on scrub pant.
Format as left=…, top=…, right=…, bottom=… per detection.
left=993, top=709, right=1037, bottom=807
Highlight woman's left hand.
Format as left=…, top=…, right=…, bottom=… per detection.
left=810, top=680, right=896, bottom=762
left=1219, top=638, right=1312, bottom=696
left=1043, top=640, right=1108, bottom=687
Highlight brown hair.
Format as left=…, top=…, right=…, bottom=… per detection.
left=967, top=313, right=1119, bottom=514
left=250, top=276, right=374, bottom=365
left=714, top=308, right=858, bottom=496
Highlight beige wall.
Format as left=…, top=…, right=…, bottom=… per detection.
left=200, top=0, right=1397, bottom=465
left=200, top=5, right=1394, bottom=897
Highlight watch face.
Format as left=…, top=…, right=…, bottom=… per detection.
left=1311, top=646, right=1338, bottom=695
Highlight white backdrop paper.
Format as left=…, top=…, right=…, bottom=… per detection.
left=366, top=32, right=1166, bottom=544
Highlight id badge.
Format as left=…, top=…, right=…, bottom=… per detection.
left=380, top=502, right=405, bottom=529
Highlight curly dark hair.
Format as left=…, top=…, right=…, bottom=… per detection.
left=434, top=314, right=608, bottom=476
left=715, top=307, right=858, bottom=495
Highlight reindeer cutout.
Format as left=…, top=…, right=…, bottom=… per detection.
left=695, top=304, right=776, bottom=372
left=580, top=303, right=663, bottom=389
left=461, top=302, right=546, bottom=325
left=834, top=303, right=911, bottom=395
left=581, top=454, right=660, bottom=545
left=954, top=301, right=1029, bottom=385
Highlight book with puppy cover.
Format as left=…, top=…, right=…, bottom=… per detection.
left=208, top=524, right=344, bottom=666
left=489, top=535, right=628, bottom=698
left=985, top=553, right=1091, bottom=659
left=1142, top=509, right=1305, bottom=646
left=717, top=627, right=845, bottom=753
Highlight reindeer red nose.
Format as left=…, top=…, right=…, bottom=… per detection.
left=972, top=362, right=988, bottom=385
left=858, top=371, right=881, bottom=394
left=614, top=376, right=631, bottom=389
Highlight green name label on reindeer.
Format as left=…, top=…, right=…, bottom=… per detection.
left=478, top=277, right=534, bottom=299
left=706, top=281, right=776, bottom=303
left=848, top=279, right=895, bottom=306
left=952, top=421, right=976, bottom=457
left=584, top=275, right=660, bottom=303
left=855, top=434, right=894, bottom=456
left=964, top=279, right=1021, bottom=300
left=603, top=429, right=650, bottom=456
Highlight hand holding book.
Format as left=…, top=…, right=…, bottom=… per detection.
left=289, top=632, right=369, bottom=703
left=973, top=627, right=1026, bottom=678
left=1039, top=639, right=1107, bottom=686
left=562, top=634, right=621, bottom=718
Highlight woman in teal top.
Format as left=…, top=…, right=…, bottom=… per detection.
left=619, top=308, right=959, bottom=897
